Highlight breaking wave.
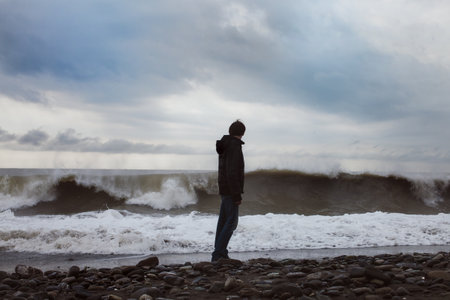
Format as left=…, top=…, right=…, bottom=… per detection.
left=0, top=169, right=449, bottom=215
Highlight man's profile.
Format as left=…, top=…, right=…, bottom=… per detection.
left=212, top=120, right=245, bottom=262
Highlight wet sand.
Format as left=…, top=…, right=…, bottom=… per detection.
left=2, top=245, right=450, bottom=272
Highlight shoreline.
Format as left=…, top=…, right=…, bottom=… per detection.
left=2, top=245, right=450, bottom=273
left=1, top=248, right=450, bottom=299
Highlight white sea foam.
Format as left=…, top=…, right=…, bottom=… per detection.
left=126, top=178, right=197, bottom=210
left=1, top=210, right=449, bottom=254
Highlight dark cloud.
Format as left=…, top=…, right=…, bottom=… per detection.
left=0, top=128, right=16, bottom=142
left=4, top=128, right=198, bottom=154
left=0, top=0, right=449, bottom=125
left=18, top=129, right=49, bottom=146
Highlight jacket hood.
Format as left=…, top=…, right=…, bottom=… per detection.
left=216, top=135, right=244, bottom=155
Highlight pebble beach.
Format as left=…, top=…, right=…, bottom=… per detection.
left=1, top=251, right=450, bottom=299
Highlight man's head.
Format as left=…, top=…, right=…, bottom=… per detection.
left=229, top=120, right=246, bottom=138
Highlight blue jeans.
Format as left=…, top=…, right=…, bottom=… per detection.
left=212, top=195, right=239, bottom=261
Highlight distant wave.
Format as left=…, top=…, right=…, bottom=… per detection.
left=1, top=169, right=449, bottom=215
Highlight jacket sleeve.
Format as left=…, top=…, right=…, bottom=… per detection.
left=225, top=141, right=242, bottom=199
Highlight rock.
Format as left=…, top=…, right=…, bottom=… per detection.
left=306, top=271, right=331, bottom=280
left=0, top=271, right=7, bottom=281
left=395, top=286, right=409, bottom=296
left=352, top=287, right=373, bottom=295
left=14, top=265, right=43, bottom=278
left=62, top=276, right=77, bottom=284
left=193, top=262, right=213, bottom=272
left=224, top=276, right=239, bottom=291
left=139, top=295, right=153, bottom=300
left=270, top=283, right=302, bottom=297
left=2, top=279, right=20, bottom=288
left=0, top=284, right=11, bottom=291
left=432, top=253, right=444, bottom=261
left=163, top=274, right=184, bottom=286
left=215, top=258, right=243, bottom=267
left=375, top=287, right=393, bottom=295
left=208, top=281, right=223, bottom=293
left=348, top=266, right=366, bottom=278
left=239, top=287, right=260, bottom=297
left=365, top=267, right=391, bottom=283
left=286, top=272, right=306, bottom=278
left=105, top=295, right=123, bottom=300
left=178, top=265, right=193, bottom=272
left=370, top=279, right=385, bottom=287
left=131, top=287, right=161, bottom=299
left=136, top=256, right=159, bottom=268
left=192, top=276, right=209, bottom=285
left=68, top=265, right=80, bottom=277
left=303, top=279, right=323, bottom=289
left=267, top=272, right=281, bottom=278
left=427, top=270, right=450, bottom=281
left=365, top=295, right=381, bottom=300
left=115, top=277, right=131, bottom=285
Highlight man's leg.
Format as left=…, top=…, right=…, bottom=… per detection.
left=212, top=195, right=239, bottom=261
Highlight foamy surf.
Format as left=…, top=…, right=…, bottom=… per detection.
left=1, top=209, right=449, bottom=255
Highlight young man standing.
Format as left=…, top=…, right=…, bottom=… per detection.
left=212, top=120, right=245, bottom=262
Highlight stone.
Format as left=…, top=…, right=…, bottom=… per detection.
left=432, top=254, right=444, bottom=261
left=348, top=267, right=366, bottom=278
left=365, top=267, right=391, bottom=283
left=139, top=295, right=153, bottom=300
left=62, top=276, right=77, bottom=284
left=224, top=277, right=239, bottom=291
left=364, top=295, right=381, bottom=300
left=352, top=287, right=373, bottom=295
left=163, top=275, right=184, bottom=286
left=270, top=283, right=302, bottom=297
left=239, top=287, right=259, bottom=297
left=14, top=265, right=43, bottom=278
left=306, top=271, right=331, bottom=280
left=427, top=270, right=450, bottom=281
left=286, top=272, right=306, bottom=278
left=395, top=286, right=409, bottom=296
left=303, top=279, right=323, bottom=289
left=215, top=258, right=243, bottom=267
left=2, top=279, right=20, bottom=288
left=0, top=284, right=11, bottom=291
left=0, top=271, right=7, bottom=281
left=115, top=277, right=131, bottom=285
left=136, top=256, right=159, bottom=268
left=370, top=279, right=385, bottom=287
left=193, top=262, right=213, bottom=272
left=267, top=272, right=281, bottom=278
left=131, top=287, right=161, bottom=299
left=105, top=295, right=123, bottom=300
left=375, top=287, right=393, bottom=295
left=208, top=281, right=223, bottom=293
left=68, top=265, right=80, bottom=277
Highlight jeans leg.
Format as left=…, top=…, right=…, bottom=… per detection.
left=212, top=195, right=239, bottom=261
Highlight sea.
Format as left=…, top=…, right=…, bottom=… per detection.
left=1, top=168, right=450, bottom=260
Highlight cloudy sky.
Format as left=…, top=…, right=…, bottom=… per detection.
left=1, top=0, right=450, bottom=173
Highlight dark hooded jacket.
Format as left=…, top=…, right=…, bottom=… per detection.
left=216, top=135, right=245, bottom=201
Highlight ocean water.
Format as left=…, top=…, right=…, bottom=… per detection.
left=0, top=168, right=450, bottom=256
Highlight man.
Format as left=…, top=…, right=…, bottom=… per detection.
left=212, top=120, right=245, bottom=262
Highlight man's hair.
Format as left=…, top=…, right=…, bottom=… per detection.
left=229, top=120, right=246, bottom=136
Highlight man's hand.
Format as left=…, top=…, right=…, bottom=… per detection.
left=232, top=194, right=242, bottom=205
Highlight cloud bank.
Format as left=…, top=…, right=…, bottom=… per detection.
left=0, top=0, right=450, bottom=172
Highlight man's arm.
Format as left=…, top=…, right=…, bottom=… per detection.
left=225, top=142, right=242, bottom=204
